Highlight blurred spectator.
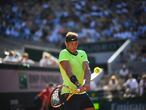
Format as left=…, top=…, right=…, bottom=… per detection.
left=34, top=83, right=55, bottom=110
left=108, top=75, right=121, bottom=91
left=20, top=52, right=35, bottom=65
left=139, top=74, right=146, bottom=97
left=107, top=75, right=122, bottom=98
left=127, top=44, right=141, bottom=61
left=1, top=0, right=145, bottom=45
left=123, top=74, right=139, bottom=98
left=3, top=50, right=20, bottom=63
left=39, top=52, right=58, bottom=68
left=128, top=50, right=137, bottom=61
left=123, top=87, right=133, bottom=98
left=120, top=52, right=128, bottom=63
left=119, top=64, right=129, bottom=80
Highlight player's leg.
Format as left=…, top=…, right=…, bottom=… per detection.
left=81, top=93, right=95, bottom=110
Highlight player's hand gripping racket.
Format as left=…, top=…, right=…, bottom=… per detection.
left=50, top=66, right=103, bottom=108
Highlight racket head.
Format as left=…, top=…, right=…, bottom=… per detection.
left=50, top=85, right=64, bottom=108
left=50, top=85, right=76, bottom=108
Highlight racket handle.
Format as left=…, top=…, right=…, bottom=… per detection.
left=66, top=94, right=74, bottom=101
left=66, top=89, right=80, bottom=101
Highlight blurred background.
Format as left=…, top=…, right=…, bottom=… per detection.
left=0, top=0, right=146, bottom=110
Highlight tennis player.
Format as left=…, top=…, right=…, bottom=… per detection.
left=58, top=32, right=95, bottom=110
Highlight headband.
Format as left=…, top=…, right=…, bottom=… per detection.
left=66, top=35, right=78, bottom=42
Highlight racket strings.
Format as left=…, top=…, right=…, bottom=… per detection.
left=50, top=85, right=73, bottom=108
left=51, top=88, right=61, bottom=106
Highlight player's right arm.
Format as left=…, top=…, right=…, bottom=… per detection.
left=60, top=61, right=80, bottom=87
left=60, top=60, right=73, bottom=78
left=59, top=50, right=81, bottom=88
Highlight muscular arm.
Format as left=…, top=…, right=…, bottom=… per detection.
left=60, top=60, right=81, bottom=87
left=60, top=60, right=73, bottom=78
left=83, top=61, right=91, bottom=89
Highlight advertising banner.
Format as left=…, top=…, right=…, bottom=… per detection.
left=0, top=69, right=62, bottom=92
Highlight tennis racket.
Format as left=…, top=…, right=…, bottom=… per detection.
left=50, top=66, right=103, bottom=108
left=50, top=85, right=80, bottom=108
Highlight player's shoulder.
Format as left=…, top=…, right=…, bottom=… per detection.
left=60, top=49, right=68, bottom=54
left=77, top=49, right=86, bottom=54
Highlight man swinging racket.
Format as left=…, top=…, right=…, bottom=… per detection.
left=58, top=32, right=96, bottom=110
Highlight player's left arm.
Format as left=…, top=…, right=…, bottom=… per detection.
left=82, top=61, right=92, bottom=91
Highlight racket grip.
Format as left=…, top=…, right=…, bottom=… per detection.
left=66, top=94, right=74, bottom=101
left=66, top=89, right=80, bottom=101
